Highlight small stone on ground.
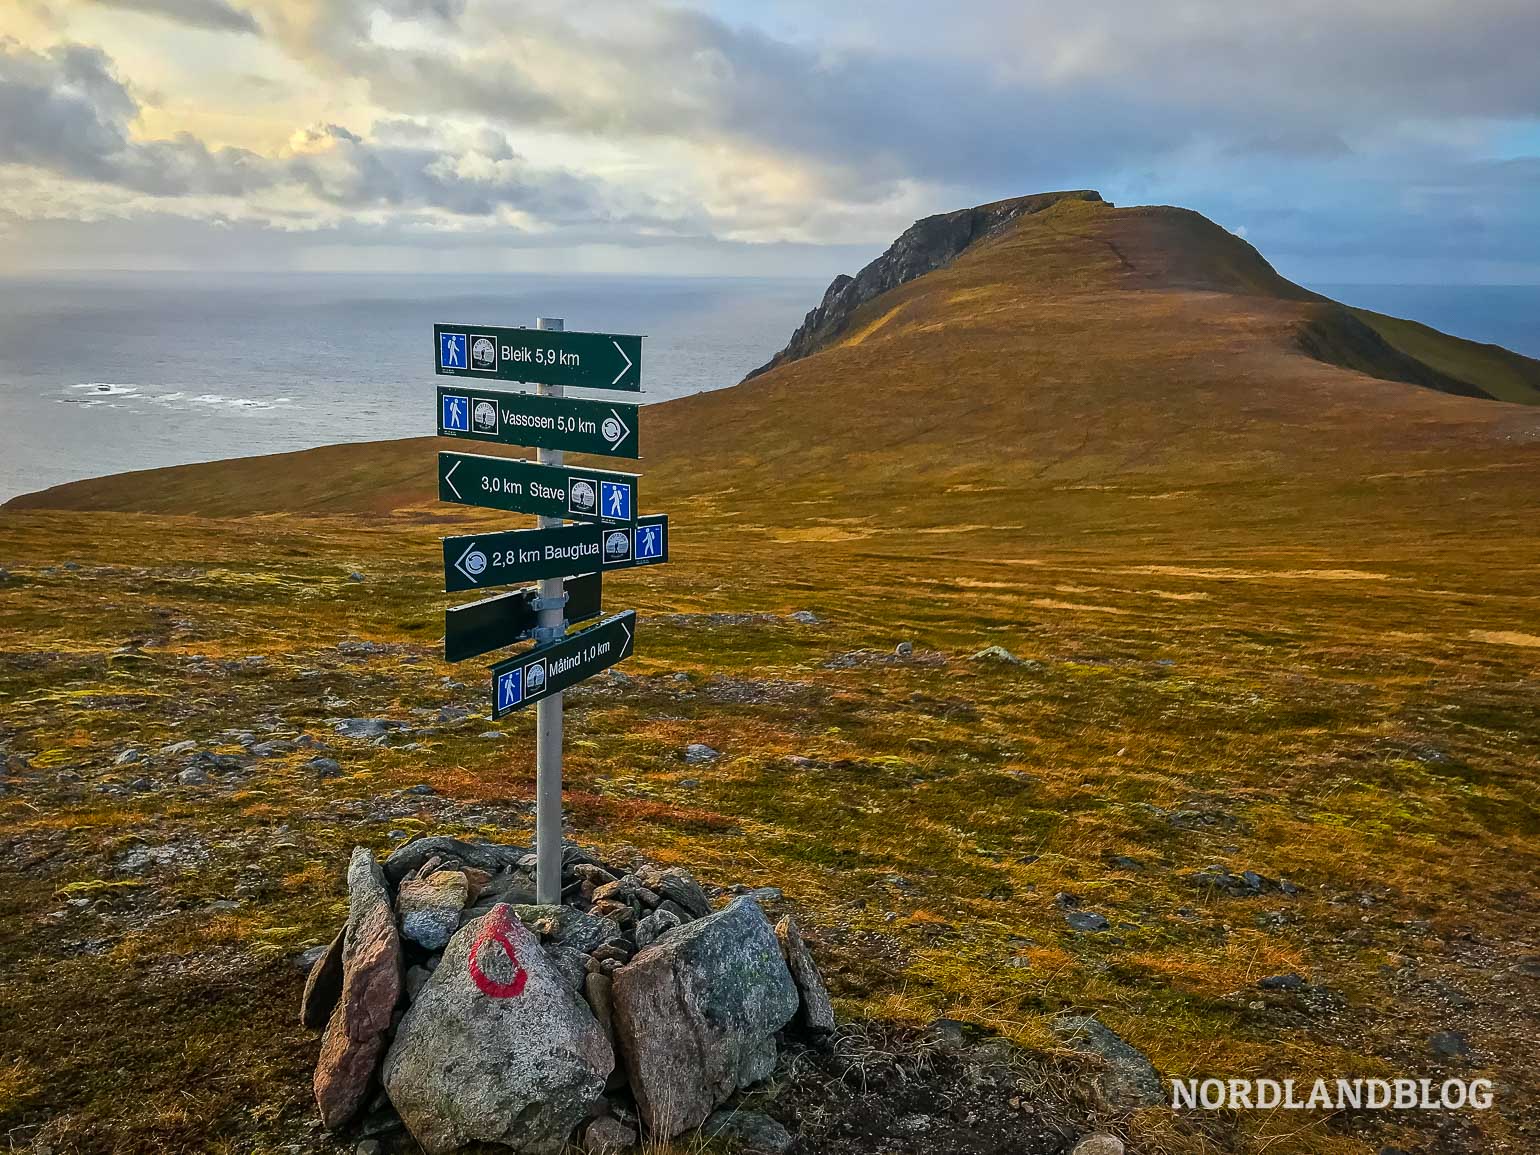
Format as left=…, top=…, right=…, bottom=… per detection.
left=1071, top=1135, right=1125, bottom=1155
left=701, top=1108, right=794, bottom=1153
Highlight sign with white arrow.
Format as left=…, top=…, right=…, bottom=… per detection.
left=435, top=323, right=642, bottom=391
left=443, top=516, right=669, bottom=593
left=490, top=610, right=636, bottom=718
left=439, top=450, right=638, bottom=524
left=444, top=572, right=602, bottom=663
left=437, top=386, right=638, bottom=459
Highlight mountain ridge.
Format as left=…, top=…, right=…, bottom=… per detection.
left=8, top=191, right=1540, bottom=520
left=750, top=191, right=1540, bottom=406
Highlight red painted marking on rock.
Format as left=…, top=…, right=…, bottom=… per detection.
left=467, top=906, right=528, bottom=998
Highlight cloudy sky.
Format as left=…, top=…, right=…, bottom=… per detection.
left=2, top=0, right=1537, bottom=281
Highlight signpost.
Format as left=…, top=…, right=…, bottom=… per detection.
left=442, top=516, right=668, bottom=593
left=438, top=451, right=638, bottom=524
left=434, top=315, right=662, bottom=907
left=438, top=386, right=640, bottom=459
left=444, top=573, right=602, bottom=663
left=490, top=611, right=636, bottom=719
left=434, top=323, right=642, bottom=391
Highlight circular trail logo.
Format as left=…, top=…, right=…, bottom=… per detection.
left=467, top=906, right=528, bottom=998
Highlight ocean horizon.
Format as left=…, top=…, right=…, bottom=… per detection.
left=0, top=272, right=1535, bottom=504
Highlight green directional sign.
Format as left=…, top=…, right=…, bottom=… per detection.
left=435, top=324, right=642, bottom=391
left=491, top=611, right=636, bottom=718
left=437, top=386, right=639, bottom=459
left=444, top=572, right=602, bottom=663
left=443, top=515, right=669, bottom=593
left=438, top=451, right=638, bottom=524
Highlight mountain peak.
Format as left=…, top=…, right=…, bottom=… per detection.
left=746, top=190, right=1105, bottom=378
left=746, top=190, right=1540, bottom=406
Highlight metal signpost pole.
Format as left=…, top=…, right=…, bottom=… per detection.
left=534, top=316, right=565, bottom=905
left=435, top=314, right=647, bottom=901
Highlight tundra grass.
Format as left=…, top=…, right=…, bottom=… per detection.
left=1, top=493, right=1536, bottom=1155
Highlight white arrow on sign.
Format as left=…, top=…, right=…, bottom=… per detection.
left=604, top=408, right=632, bottom=449
left=454, top=541, right=487, bottom=582
left=620, top=618, right=632, bottom=654
left=443, top=458, right=462, bottom=499
left=611, top=340, right=633, bottom=386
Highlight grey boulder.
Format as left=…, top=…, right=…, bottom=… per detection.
left=613, top=896, right=798, bottom=1138
left=396, top=870, right=469, bottom=950
left=1051, top=1014, right=1163, bottom=1109
left=701, top=1108, right=794, bottom=1153
left=382, top=904, right=613, bottom=1155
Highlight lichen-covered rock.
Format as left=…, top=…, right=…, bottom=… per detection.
left=382, top=904, right=613, bottom=1155
left=314, top=848, right=402, bottom=1129
left=544, top=943, right=589, bottom=992
left=612, top=897, right=798, bottom=1138
left=382, top=836, right=531, bottom=884
left=397, top=869, right=469, bottom=950
left=506, top=904, right=623, bottom=953
left=774, top=916, right=835, bottom=1034
left=635, top=908, right=680, bottom=950
left=635, top=865, right=711, bottom=920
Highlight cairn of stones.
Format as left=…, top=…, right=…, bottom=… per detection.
left=300, top=836, right=834, bottom=1153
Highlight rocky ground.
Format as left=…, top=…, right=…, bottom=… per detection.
left=1, top=507, right=1537, bottom=1154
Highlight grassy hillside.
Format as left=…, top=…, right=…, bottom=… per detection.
left=11, top=197, right=1538, bottom=526
left=2, top=197, right=1538, bottom=1155
left=1350, top=307, right=1540, bottom=405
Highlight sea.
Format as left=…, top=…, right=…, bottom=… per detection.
left=0, top=275, right=1535, bottom=504
left=0, top=272, right=822, bottom=503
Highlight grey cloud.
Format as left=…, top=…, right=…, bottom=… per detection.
left=0, top=42, right=136, bottom=181
left=87, top=0, right=260, bottom=33
left=0, top=42, right=681, bottom=231
left=285, top=125, right=608, bottom=220
left=0, top=41, right=273, bottom=193
left=254, top=0, right=1540, bottom=199
left=9, top=0, right=1540, bottom=278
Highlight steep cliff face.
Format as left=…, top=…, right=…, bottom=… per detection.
left=744, top=189, right=1105, bottom=379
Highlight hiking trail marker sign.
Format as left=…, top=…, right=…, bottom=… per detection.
left=438, top=451, right=638, bottom=524
left=442, top=516, right=669, bottom=593
left=435, top=323, right=642, bottom=391
left=490, top=611, right=636, bottom=719
left=438, top=386, right=640, bottom=459
left=433, top=316, right=660, bottom=907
